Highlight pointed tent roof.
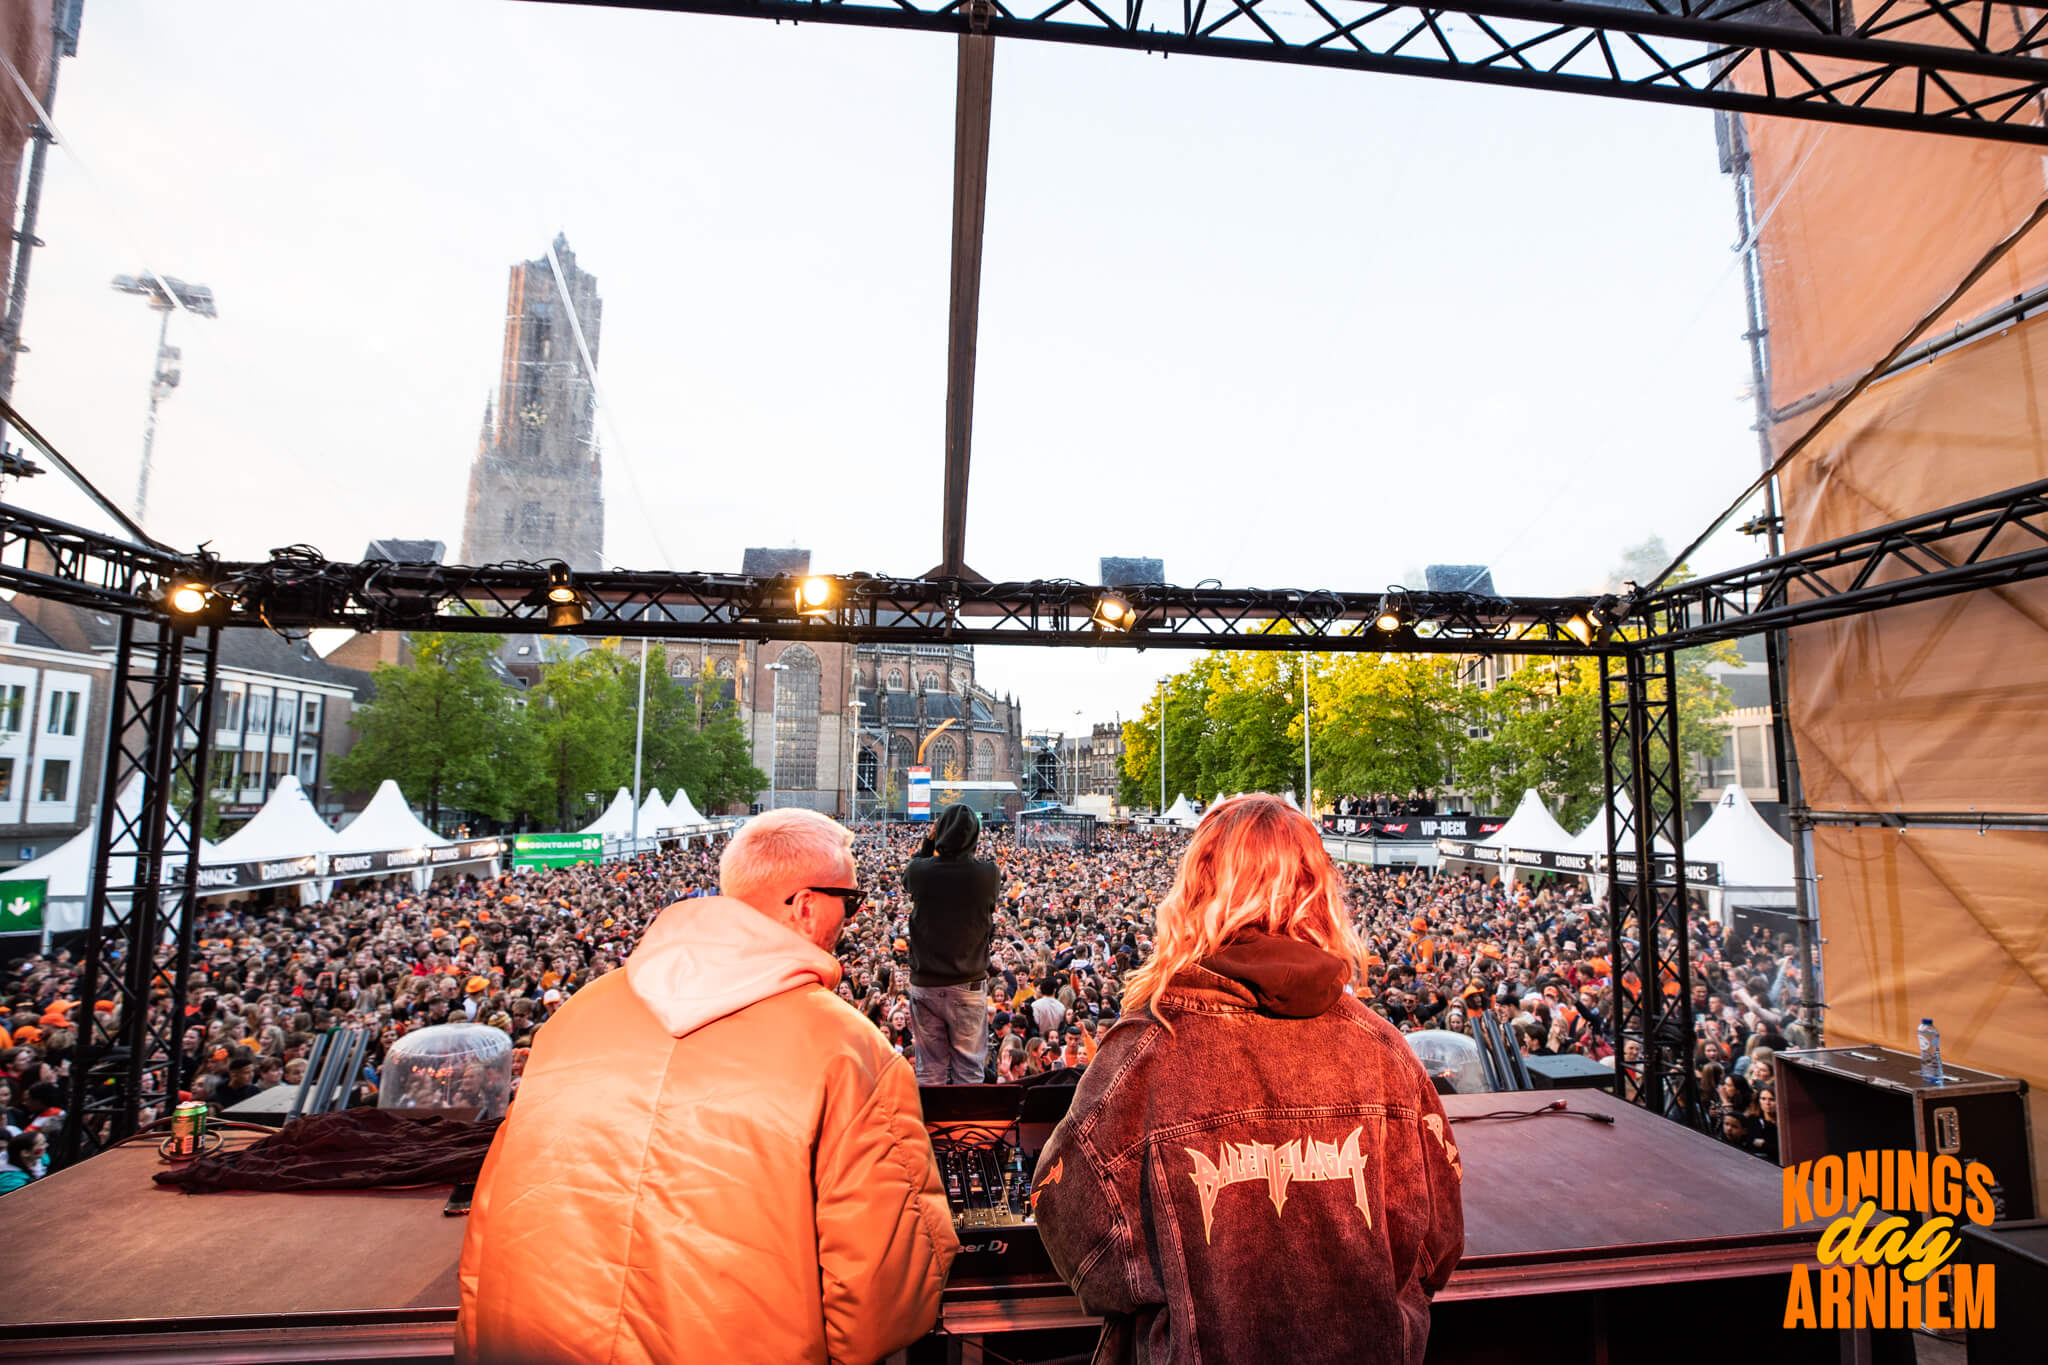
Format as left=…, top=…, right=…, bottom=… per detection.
left=1163, top=793, right=1199, bottom=824
left=333, top=780, right=449, bottom=853
left=634, top=788, right=671, bottom=836
left=579, top=787, right=637, bottom=837
left=3, top=777, right=221, bottom=933
left=208, top=775, right=340, bottom=863
left=1688, top=785, right=1794, bottom=903
left=1569, top=792, right=1674, bottom=855
left=665, top=788, right=706, bottom=827
left=1479, top=789, right=1576, bottom=854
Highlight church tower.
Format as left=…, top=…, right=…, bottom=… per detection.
left=459, top=234, right=606, bottom=570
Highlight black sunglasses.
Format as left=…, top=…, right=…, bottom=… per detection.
left=785, top=886, right=865, bottom=909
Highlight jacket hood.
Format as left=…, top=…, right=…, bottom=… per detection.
left=625, top=895, right=844, bottom=1038
left=1197, top=929, right=1350, bottom=1018
left=931, top=803, right=981, bottom=857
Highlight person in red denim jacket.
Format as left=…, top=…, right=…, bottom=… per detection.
left=1035, top=795, right=1465, bottom=1365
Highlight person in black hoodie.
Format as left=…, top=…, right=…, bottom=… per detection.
left=901, top=804, right=999, bottom=1084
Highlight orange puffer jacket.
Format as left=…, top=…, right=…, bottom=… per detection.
left=456, top=896, right=958, bottom=1364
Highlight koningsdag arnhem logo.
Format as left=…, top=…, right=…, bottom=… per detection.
left=1781, top=1150, right=1997, bottom=1330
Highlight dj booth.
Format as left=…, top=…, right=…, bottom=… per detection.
left=0, top=1088, right=1835, bottom=1364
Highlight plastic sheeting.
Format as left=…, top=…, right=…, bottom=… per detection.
left=1737, top=64, right=2048, bottom=1189
left=1809, top=827, right=2048, bottom=1183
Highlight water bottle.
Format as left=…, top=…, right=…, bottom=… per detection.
left=1918, top=1018, right=1944, bottom=1083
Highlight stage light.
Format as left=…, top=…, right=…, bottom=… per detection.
left=543, top=563, right=586, bottom=628
left=797, top=576, right=836, bottom=617
left=167, top=583, right=211, bottom=616
left=1373, top=594, right=1404, bottom=633
left=1092, top=591, right=1133, bottom=630
left=1564, top=613, right=1594, bottom=645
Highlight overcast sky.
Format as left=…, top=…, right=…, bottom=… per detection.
left=10, top=0, right=1768, bottom=731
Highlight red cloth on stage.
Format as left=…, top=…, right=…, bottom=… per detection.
left=153, top=1108, right=499, bottom=1193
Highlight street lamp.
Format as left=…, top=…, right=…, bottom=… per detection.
left=1302, top=653, right=1314, bottom=818
left=1159, top=677, right=1170, bottom=815
left=848, top=695, right=863, bottom=823
left=111, top=273, right=216, bottom=528
left=766, top=660, right=789, bottom=811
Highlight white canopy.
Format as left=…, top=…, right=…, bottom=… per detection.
left=1163, top=793, right=1200, bottom=825
left=332, top=780, right=449, bottom=854
left=208, top=775, right=340, bottom=863
left=634, top=788, right=672, bottom=836
left=579, top=787, right=637, bottom=837
left=2, top=776, right=218, bottom=934
left=664, top=788, right=707, bottom=827
left=1479, top=789, right=1577, bottom=854
left=1569, top=792, right=1674, bottom=855
left=1689, top=784, right=1796, bottom=911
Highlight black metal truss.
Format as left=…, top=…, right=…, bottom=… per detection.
left=1599, top=648, right=1699, bottom=1126
left=1635, top=476, right=2048, bottom=649
left=59, top=617, right=217, bottom=1164
left=556, top=0, right=2048, bottom=146
left=0, top=504, right=181, bottom=614
left=165, top=553, right=1617, bottom=655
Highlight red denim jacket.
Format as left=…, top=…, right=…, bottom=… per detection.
left=1036, top=932, right=1465, bottom=1365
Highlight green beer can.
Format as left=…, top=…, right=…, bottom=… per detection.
left=170, top=1100, right=208, bottom=1159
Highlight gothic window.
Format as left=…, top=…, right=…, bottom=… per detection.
left=974, top=739, right=995, bottom=781
left=519, top=502, right=544, bottom=538
left=888, top=669, right=904, bottom=689
left=927, top=736, right=960, bottom=782
left=922, top=672, right=941, bottom=692
left=772, top=645, right=821, bottom=791
left=670, top=654, right=696, bottom=679
left=707, top=657, right=736, bottom=710
left=857, top=745, right=879, bottom=793
left=889, top=735, right=915, bottom=774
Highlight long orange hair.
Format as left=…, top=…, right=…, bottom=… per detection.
left=1122, top=795, right=1363, bottom=1026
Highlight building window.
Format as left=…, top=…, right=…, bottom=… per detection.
left=240, top=749, right=265, bottom=790
left=37, top=758, right=70, bottom=803
left=857, top=745, right=878, bottom=793
left=247, top=690, right=272, bottom=736
left=0, top=684, right=25, bottom=733
left=887, top=669, right=904, bottom=690
left=297, top=751, right=319, bottom=787
left=45, top=690, right=79, bottom=737
left=0, top=756, right=12, bottom=800
left=218, top=684, right=244, bottom=732
left=974, top=739, right=995, bottom=781
left=670, top=654, right=695, bottom=680
left=922, top=672, right=941, bottom=692
left=275, top=693, right=297, bottom=739
left=771, top=646, right=822, bottom=791
left=303, top=697, right=322, bottom=734
left=889, top=735, right=915, bottom=773
left=927, top=736, right=959, bottom=782
left=519, top=502, right=544, bottom=539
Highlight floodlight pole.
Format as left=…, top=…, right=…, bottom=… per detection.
left=767, top=660, right=789, bottom=811
left=134, top=305, right=172, bottom=526
left=631, top=638, right=649, bottom=848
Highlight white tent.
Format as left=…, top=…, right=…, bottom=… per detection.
left=208, top=775, right=339, bottom=863
left=1480, top=789, right=1577, bottom=854
left=665, top=788, right=707, bottom=827
left=332, top=780, right=448, bottom=855
left=2, top=776, right=218, bottom=934
left=633, top=788, right=672, bottom=837
left=1569, top=792, right=1675, bottom=856
left=1688, top=784, right=1796, bottom=923
left=1162, top=793, right=1200, bottom=826
left=579, top=787, right=637, bottom=837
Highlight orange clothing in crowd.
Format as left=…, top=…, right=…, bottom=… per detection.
left=457, top=895, right=957, bottom=1364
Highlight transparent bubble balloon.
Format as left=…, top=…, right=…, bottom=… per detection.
left=378, top=1023, right=513, bottom=1120
left=1405, top=1029, right=1490, bottom=1095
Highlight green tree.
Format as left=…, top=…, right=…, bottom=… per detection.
left=523, top=644, right=635, bottom=829
left=695, top=698, right=768, bottom=813
left=329, top=633, right=522, bottom=827
left=1311, top=652, right=1470, bottom=804
left=1121, top=662, right=1215, bottom=809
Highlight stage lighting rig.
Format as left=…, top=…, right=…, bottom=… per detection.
left=1373, top=593, right=1406, bottom=633
left=1092, top=589, right=1134, bottom=631
left=543, top=562, right=587, bottom=629
left=159, top=578, right=225, bottom=629
left=797, top=575, right=837, bottom=618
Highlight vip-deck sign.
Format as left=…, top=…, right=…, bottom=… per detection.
left=1322, top=815, right=1503, bottom=840
left=1, top=878, right=45, bottom=933
left=512, top=833, right=602, bottom=870
left=1435, top=839, right=1721, bottom=886
left=907, top=766, right=933, bottom=822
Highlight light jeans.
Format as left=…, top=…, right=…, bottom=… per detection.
left=909, top=981, right=989, bottom=1085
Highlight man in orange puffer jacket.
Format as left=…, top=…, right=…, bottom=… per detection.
left=457, top=809, right=958, bottom=1363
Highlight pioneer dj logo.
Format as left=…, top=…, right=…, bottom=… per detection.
left=1184, top=1125, right=1371, bottom=1244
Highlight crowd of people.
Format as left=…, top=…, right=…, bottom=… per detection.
left=0, top=814, right=1804, bottom=1189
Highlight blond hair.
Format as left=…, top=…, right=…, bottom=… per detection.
left=720, top=808, right=854, bottom=917
left=1122, top=795, right=1362, bottom=1027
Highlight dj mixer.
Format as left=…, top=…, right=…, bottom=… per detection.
left=921, top=1082, right=1075, bottom=1284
